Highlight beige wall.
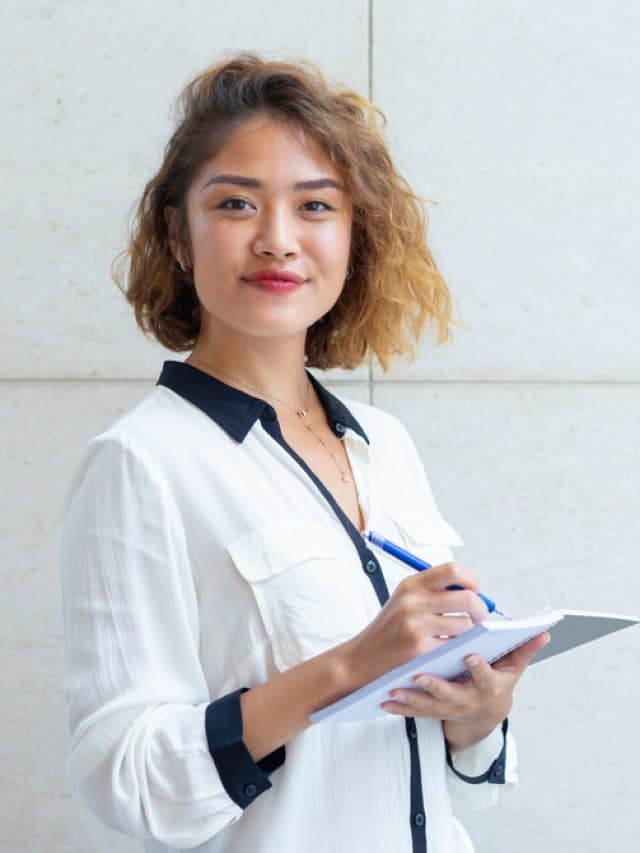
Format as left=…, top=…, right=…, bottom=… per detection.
left=2, top=2, right=639, bottom=850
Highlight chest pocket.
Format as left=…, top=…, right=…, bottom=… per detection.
left=389, top=508, right=464, bottom=569
left=226, top=519, right=374, bottom=673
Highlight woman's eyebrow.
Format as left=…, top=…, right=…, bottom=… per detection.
left=200, top=173, right=344, bottom=192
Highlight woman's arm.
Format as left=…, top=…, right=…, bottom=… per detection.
left=61, top=434, right=286, bottom=847
left=239, top=562, right=489, bottom=761
left=239, top=643, right=354, bottom=761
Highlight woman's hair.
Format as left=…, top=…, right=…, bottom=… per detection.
left=112, top=51, right=458, bottom=371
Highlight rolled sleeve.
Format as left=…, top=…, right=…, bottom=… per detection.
left=59, top=433, right=284, bottom=848
left=205, top=687, right=286, bottom=808
left=445, top=719, right=518, bottom=811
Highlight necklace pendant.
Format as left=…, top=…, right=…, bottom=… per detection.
left=341, top=472, right=350, bottom=483
left=297, top=409, right=309, bottom=418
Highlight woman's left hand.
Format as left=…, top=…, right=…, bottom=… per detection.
left=380, top=631, right=550, bottom=750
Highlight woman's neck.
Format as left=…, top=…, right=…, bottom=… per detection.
left=186, top=335, right=312, bottom=409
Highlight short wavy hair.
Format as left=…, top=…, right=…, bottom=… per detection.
left=112, top=51, right=458, bottom=372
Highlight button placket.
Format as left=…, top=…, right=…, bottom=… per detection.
left=258, top=397, right=429, bottom=850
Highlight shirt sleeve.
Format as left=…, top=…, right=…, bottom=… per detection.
left=445, top=720, right=518, bottom=810
left=59, top=432, right=284, bottom=848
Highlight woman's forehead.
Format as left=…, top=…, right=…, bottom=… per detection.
left=199, top=116, right=340, bottom=185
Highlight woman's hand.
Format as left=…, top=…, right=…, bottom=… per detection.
left=381, top=631, right=550, bottom=750
left=340, top=560, right=551, bottom=751
left=341, top=560, right=489, bottom=690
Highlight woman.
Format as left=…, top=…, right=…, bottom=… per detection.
left=60, top=52, right=548, bottom=852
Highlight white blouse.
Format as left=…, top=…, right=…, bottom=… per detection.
left=59, top=360, right=517, bottom=853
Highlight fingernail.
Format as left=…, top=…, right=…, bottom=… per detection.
left=466, top=654, right=479, bottom=667
left=416, top=676, right=431, bottom=688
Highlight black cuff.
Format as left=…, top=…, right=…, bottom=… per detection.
left=205, top=686, right=286, bottom=808
left=445, top=718, right=509, bottom=785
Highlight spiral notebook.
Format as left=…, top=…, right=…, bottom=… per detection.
left=309, top=608, right=639, bottom=724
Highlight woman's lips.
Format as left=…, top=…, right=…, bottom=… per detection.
left=245, top=278, right=304, bottom=293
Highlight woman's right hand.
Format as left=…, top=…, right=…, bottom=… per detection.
left=238, top=562, right=489, bottom=758
left=341, top=561, right=489, bottom=689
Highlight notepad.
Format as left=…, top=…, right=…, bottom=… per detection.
left=309, top=608, right=639, bottom=724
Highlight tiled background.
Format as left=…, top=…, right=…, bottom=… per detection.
left=2, top=2, right=639, bottom=851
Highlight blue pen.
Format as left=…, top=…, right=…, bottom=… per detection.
left=363, top=530, right=511, bottom=619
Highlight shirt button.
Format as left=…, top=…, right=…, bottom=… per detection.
left=413, top=812, right=425, bottom=827
left=408, top=723, right=417, bottom=739
left=493, top=763, right=504, bottom=777
left=365, top=559, right=378, bottom=574
left=335, top=421, right=345, bottom=434
left=244, top=783, right=257, bottom=798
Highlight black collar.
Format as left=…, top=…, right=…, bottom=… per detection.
left=156, top=360, right=370, bottom=445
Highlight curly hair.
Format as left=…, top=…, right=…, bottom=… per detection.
left=112, top=51, right=458, bottom=372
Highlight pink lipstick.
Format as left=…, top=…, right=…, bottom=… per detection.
left=242, top=268, right=305, bottom=293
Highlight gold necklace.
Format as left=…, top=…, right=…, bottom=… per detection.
left=187, top=356, right=352, bottom=484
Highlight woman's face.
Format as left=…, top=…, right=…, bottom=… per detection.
left=174, top=115, right=353, bottom=348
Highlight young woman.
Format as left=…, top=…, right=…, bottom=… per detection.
left=60, top=52, right=548, bottom=853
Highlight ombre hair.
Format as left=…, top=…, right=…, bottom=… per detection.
left=112, top=51, right=458, bottom=371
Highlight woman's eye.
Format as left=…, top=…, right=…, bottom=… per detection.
left=304, top=200, right=333, bottom=212
left=219, top=198, right=252, bottom=211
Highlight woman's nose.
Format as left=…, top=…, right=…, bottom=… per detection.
left=252, top=206, right=301, bottom=258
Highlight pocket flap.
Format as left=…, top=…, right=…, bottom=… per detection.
left=390, top=509, right=464, bottom=548
left=226, top=519, right=342, bottom=583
